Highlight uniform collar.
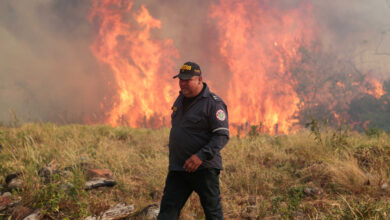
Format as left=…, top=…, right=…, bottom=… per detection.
left=201, top=83, right=211, bottom=98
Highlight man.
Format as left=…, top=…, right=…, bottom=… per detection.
left=158, top=62, right=229, bottom=220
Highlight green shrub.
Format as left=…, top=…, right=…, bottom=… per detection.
left=365, top=128, right=383, bottom=138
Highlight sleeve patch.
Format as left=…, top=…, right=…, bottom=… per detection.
left=216, top=109, right=226, bottom=121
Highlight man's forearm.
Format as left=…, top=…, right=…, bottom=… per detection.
left=196, top=135, right=229, bottom=161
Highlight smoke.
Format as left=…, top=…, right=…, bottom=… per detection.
left=312, top=0, right=390, bottom=79
left=0, top=0, right=115, bottom=124
left=0, top=0, right=389, bottom=126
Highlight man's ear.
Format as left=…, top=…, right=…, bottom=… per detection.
left=199, top=76, right=203, bottom=84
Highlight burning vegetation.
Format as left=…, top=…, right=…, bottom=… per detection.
left=88, top=0, right=389, bottom=133
left=89, top=0, right=179, bottom=128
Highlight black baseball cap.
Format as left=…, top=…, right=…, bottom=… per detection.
left=173, top=61, right=202, bottom=80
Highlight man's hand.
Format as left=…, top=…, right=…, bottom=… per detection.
left=183, top=154, right=202, bottom=172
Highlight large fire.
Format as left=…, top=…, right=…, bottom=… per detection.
left=89, top=0, right=386, bottom=133
left=89, top=0, right=179, bottom=127
left=209, top=0, right=315, bottom=133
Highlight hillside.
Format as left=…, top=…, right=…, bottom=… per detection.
left=0, top=123, right=389, bottom=219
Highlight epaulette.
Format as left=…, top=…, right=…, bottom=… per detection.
left=210, top=93, right=221, bottom=101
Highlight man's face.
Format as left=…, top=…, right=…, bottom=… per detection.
left=179, top=76, right=202, bottom=98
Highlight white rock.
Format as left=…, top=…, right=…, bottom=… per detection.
left=2, top=192, right=12, bottom=197
left=101, top=203, right=135, bottom=220
left=23, top=209, right=41, bottom=220
left=85, top=203, right=135, bottom=220
left=85, top=178, right=116, bottom=190
left=304, top=187, right=321, bottom=196
left=137, top=204, right=160, bottom=219
left=381, top=183, right=389, bottom=190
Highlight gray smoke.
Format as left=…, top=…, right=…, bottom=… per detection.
left=312, top=0, right=390, bottom=79
left=0, top=0, right=115, bottom=124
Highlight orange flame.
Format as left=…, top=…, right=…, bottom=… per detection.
left=366, top=78, right=385, bottom=99
left=89, top=0, right=179, bottom=127
left=209, top=0, right=315, bottom=134
left=89, top=1, right=383, bottom=133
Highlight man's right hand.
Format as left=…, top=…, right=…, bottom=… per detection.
left=183, top=154, right=203, bottom=172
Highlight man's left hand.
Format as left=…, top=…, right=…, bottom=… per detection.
left=183, top=154, right=202, bottom=172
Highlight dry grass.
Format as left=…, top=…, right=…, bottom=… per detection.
left=0, top=123, right=389, bottom=219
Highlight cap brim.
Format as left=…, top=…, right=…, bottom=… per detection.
left=173, top=73, right=193, bottom=80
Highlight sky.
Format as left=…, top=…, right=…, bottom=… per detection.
left=0, top=0, right=389, bottom=124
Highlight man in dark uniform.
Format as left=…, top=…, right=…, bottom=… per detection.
left=157, top=62, right=229, bottom=220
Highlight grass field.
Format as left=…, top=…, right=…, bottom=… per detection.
left=0, top=123, right=389, bottom=219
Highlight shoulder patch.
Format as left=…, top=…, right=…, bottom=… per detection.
left=216, top=109, right=226, bottom=121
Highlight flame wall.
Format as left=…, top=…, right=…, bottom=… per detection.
left=209, top=0, right=315, bottom=133
left=0, top=0, right=389, bottom=131
left=89, top=0, right=179, bottom=127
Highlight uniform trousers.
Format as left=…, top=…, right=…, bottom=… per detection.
left=157, top=168, right=223, bottom=220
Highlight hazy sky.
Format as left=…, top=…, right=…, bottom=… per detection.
left=0, top=0, right=389, bottom=124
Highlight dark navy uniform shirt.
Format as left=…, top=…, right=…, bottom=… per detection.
left=169, top=83, right=229, bottom=171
